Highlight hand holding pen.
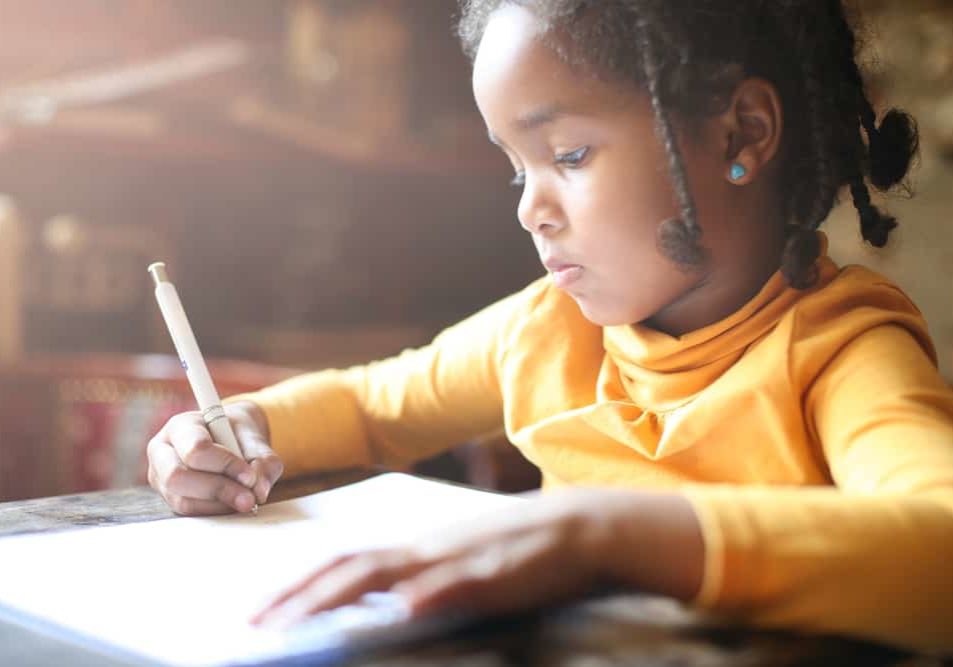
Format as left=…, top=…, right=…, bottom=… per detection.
left=145, top=263, right=284, bottom=515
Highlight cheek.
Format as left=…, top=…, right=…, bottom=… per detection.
left=596, top=146, right=678, bottom=215
left=572, top=166, right=677, bottom=259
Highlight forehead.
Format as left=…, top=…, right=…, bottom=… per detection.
left=472, top=5, right=634, bottom=123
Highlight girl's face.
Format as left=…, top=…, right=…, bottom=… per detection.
left=472, top=5, right=748, bottom=330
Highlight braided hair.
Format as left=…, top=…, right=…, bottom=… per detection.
left=458, top=0, right=919, bottom=289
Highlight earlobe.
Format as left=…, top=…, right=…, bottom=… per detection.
left=721, top=78, right=783, bottom=186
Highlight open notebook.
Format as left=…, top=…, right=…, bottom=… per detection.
left=0, top=473, right=522, bottom=666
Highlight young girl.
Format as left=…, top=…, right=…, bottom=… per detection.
left=147, top=0, right=953, bottom=653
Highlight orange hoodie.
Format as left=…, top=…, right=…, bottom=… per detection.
left=237, top=246, right=953, bottom=652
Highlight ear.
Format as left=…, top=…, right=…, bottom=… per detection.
left=717, top=78, right=783, bottom=186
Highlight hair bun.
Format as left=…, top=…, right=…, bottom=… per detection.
left=867, top=108, right=919, bottom=191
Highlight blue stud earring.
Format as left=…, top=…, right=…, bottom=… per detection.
left=730, top=163, right=747, bottom=182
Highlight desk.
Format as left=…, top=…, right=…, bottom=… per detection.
left=0, top=471, right=936, bottom=667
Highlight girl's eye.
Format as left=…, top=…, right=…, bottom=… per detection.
left=510, top=171, right=526, bottom=188
left=554, top=146, right=590, bottom=168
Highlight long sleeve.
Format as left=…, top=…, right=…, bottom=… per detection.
left=683, top=324, right=953, bottom=652
left=232, top=281, right=544, bottom=478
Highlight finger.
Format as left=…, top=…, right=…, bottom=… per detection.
left=256, top=550, right=426, bottom=629
left=250, top=553, right=358, bottom=624
left=166, top=468, right=258, bottom=513
left=146, top=442, right=160, bottom=492
left=147, top=437, right=184, bottom=501
left=250, top=456, right=284, bottom=505
left=167, top=496, right=237, bottom=517
left=405, top=539, right=592, bottom=617
left=151, top=440, right=256, bottom=513
left=166, top=414, right=255, bottom=485
left=399, top=543, right=509, bottom=616
left=399, top=561, right=487, bottom=617
left=232, top=419, right=283, bottom=503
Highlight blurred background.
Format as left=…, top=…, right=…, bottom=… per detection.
left=0, top=0, right=950, bottom=502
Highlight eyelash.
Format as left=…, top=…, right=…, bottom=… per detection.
left=555, top=146, right=590, bottom=168
left=509, top=146, right=590, bottom=188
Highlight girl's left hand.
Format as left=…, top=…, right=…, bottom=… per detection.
left=250, top=490, right=622, bottom=630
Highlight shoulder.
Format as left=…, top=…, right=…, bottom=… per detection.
left=791, top=264, right=927, bottom=333
left=432, top=275, right=584, bottom=349
left=490, top=275, right=602, bottom=365
left=806, top=264, right=921, bottom=311
left=462, top=275, right=562, bottom=331
left=783, top=263, right=937, bottom=378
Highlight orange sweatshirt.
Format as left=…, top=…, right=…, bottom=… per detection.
left=238, top=247, right=953, bottom=653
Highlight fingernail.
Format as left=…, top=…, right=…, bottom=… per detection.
left=259, top=609, right=295, bottom=631
left=237, top=491, right=255, bottom=511
left=239, top=470, right=256, bottom=487
left=249, top=610, right=272, bottom=627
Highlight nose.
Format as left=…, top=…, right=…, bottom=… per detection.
left=517, top=175, right=565, bottom=236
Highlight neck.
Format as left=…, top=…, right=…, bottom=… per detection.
left=642, top=229, right=788, bottom=338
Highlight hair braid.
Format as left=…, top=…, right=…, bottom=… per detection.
left=828, top=0, right=917, bottom=246
left=850, top=179, right=896, bottom=247
left=780, top=15, right=834, bottom=288
left=634, top=17, right=707, bottom=270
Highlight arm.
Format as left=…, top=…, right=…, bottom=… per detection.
left=250, top=485, right=705, bottom=630
left=232, top=281, right=545, bottom=478
left=250, top=325, right=952, bottom=652
left=150, top=280, right=545, bottom=516
left=682, top=324, right=953, bottom=652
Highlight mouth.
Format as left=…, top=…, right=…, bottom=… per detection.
left=542, top=257, right=584, bottom=289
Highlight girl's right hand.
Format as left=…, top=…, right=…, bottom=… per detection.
left=147, top=401, right=284, bottom=516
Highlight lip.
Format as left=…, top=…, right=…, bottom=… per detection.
left=541, top=255, right=579, bottom=272
left=542, top=256, right=583, bottom=288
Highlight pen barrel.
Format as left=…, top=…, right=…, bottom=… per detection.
left=206, top=410, right=243, bottom=459
left=153, top=282, right=242, bottom=458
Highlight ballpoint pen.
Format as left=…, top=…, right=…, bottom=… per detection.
left=148, top=261, right=258, bottom=513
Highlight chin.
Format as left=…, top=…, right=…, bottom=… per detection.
left=573, top=297, right=640, bottom=328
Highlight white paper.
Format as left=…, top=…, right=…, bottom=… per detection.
left=0, top=473, right=521, bottom=666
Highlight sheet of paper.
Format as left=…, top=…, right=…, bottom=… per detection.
left=0, top=473, right=522, bottom=666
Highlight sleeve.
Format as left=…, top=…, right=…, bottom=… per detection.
left=228, top=281, right=543, bottom=478
left=682, top=324, right=953, bottom=653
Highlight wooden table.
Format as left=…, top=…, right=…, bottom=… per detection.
left=0, top=470, right=939, bottom=667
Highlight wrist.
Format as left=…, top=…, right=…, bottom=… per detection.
left=597, top=491, right=705, bottom=601
left=560, top=491, right=640, bottom=585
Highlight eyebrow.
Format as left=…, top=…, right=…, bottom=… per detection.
left=487, top=103, right=569, bottom=146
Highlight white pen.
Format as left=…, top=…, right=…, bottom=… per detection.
left=148, top=262, right=258, bottom=513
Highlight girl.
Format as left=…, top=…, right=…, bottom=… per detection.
left=147, top=0, right=953, bottom=653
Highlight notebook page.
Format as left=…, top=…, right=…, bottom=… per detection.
left=0, top=474, right=521, bottom=666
